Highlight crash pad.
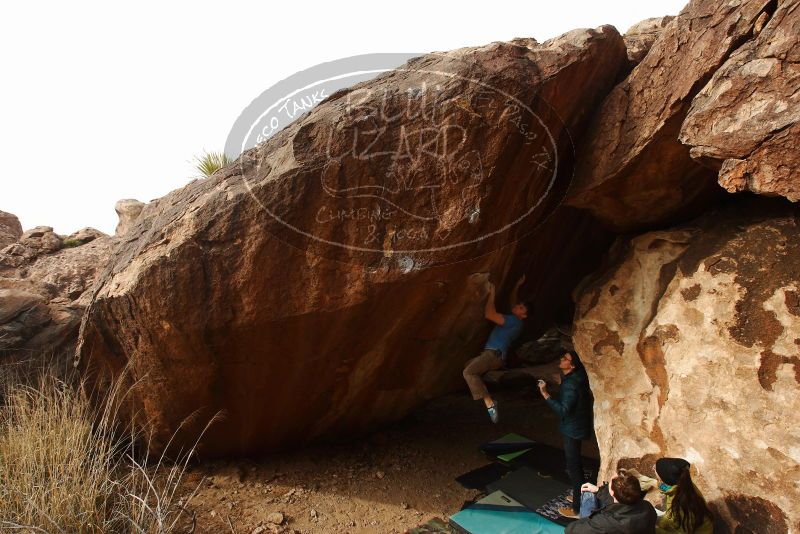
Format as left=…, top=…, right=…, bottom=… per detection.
left=449, top=490, right=564, bottom=534
left=479, top=433, right=536, bottom=462
left=455, top=463, right=510, bottom=490
left=486, top=466, right=570, bottom=511
left=511, top=443, right=600, bottom=485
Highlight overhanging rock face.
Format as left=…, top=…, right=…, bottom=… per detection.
left=567, top=0, right=776, bottom=231
left=573, top=199, right=800, bottom=532
left=76, top=27, right=626, bottom=456
left=680, top=0, right=800, bottom=202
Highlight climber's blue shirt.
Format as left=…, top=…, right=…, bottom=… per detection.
left=484, top=314, right=523, bottom=359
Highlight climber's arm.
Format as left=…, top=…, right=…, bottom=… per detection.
left=509, top=274, right=525, bottom=309
left=485, top=283, right=505, bottom=325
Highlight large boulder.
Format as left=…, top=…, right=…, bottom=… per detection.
left=680, top=0, right=800, bottom=202
left=567, top=0, right=777, bottom=230
left=621, top=16, right=674, bottom=68
left=76, top=27, right=627, bottom=456
left=0, top=213, right=116, bottom=357
left=0, top=210, right=22, bottom=249
left=0, top=234, right=115, bottom=356
left=572, top=198, right=800, bottom=532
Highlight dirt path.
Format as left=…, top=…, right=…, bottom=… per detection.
left=181, top=386, right=599, bottom=534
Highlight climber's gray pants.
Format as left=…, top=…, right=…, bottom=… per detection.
left=463, top=349, right=503, bottom=400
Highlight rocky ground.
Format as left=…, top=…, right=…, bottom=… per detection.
left=180, top=387, right=599, bottom=534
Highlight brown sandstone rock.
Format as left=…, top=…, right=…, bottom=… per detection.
left=20, top=226, right=62, bottom=256
left=115, top=199, right=145, bottom=236
left=0, top=235, right=116, bottom=355
left=0, top=210, right=22, bottom=249
left=0, top=212, right=116, bottom=356
left=680, top=0, right=800, bottom=202
left=65, top=227, right=106, bottom=245
left=622, top=16, right=674, bottom=68
left=76, top=28, right=626, bottom=456
left=567, top=0, right=775, bottom=230
left=573, top=198, right=800, bottom=532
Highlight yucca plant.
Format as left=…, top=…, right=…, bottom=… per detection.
left=192, top=151, right=231, bottom=179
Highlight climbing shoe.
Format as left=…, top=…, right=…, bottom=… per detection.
left=557, top=507, right=579, bottom=519
left=487, top=403, right=499, bottom=424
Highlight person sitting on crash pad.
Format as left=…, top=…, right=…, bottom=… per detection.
left=462, top=275, right=528, bottom=423
left=578, top=469, right=657, bottom=518
left=654, top=457, right=713, bottom=534
left=539, top=350, right=593, bottom=518
left=566, top=471, right=657, bottom=534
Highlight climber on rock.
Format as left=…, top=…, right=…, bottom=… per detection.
left=462, top=275, right=528, bottom=423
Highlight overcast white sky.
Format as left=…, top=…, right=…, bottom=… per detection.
left=1, top=0, right=687, bottom=235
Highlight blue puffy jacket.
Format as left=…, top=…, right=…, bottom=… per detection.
left=545, top=368, right=593, bottom=440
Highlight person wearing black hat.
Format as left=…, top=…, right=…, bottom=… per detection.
left=654, top=458, right=713, bottom=534
left=539, top=349, right=593, bottom=518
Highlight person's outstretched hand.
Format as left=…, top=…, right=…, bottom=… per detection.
left=581, top=483, right=599, bottom=493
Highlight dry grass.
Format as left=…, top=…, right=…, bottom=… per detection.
left=0, top=362, right=201, bottom=533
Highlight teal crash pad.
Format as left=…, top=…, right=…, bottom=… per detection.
left=449, top=490, right=564, bottom=534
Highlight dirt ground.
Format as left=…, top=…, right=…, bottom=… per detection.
left=179, top=385, right=599, bottom=534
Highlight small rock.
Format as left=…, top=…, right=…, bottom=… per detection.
left=266, top=512, right=284, bottom=525
left=64, top=227, right=106, bottom=246
left=251, top=526, right=266, bottom=534
left=310, top=509, right=318, bottom=520
left=115, top=199, right=145, bottom=236
left=401, top=502, right=410, bottom=510
left=375, top=471, right=385, bottom=479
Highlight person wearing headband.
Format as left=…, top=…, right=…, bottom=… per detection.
left=654, top=458, right=713, bottom=534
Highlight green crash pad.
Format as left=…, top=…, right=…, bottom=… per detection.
left=481, top=433, right=536, bottom=462
left=449, top=490, right=564, bottom=534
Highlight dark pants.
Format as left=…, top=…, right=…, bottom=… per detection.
left=563, top=436, right=584, bottom=513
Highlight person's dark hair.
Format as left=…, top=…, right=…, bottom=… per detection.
left=670, top=465, right=713, bottom=533
left=522, top=300, right=534, bottom=314
left=565, top=350, right=585, bottom=373
left=611, top=472, right=644, bottom=505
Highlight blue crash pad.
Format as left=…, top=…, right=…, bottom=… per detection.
left=449, top=490, right=565, bottom=534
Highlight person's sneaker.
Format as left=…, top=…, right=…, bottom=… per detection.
left=487, top=403, right=499, bottom=424
left=557, top=507, right=579, bottom=519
